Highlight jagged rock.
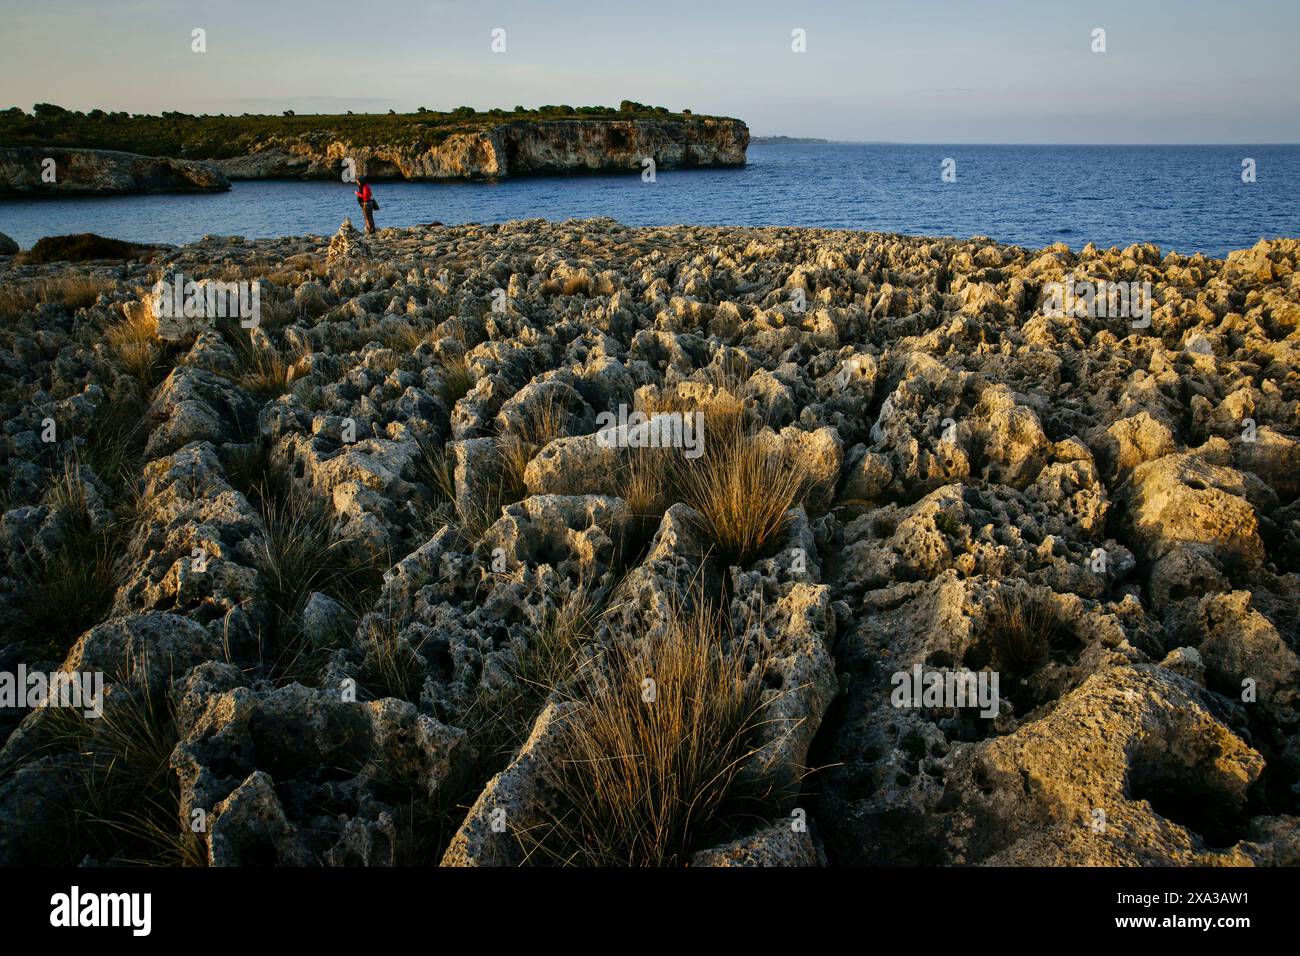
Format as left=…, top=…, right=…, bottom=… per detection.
left=301, top=591, right=351, bottom=642
left=441, top=700, right=575, bottom=867
left=690, top=819, right=827, bottom=866
left=1094, top=411, right=1177, bottom=477
left=175, top=684, right=472, bottom=866
left=115, top=442, right=263, bottom=642
left=730, top=573, right=837, bottom=806
left=526, top=430, right=621, bottom=497
left=479, top=494, right=630, bottom=580
left=146, top=366, right=260, bottom=458
left=1127, top=439, right=1275, bottom=570
left=1233, top=426, right=1300, bottom=499
left=1171, top=590, right=1300, bottom=725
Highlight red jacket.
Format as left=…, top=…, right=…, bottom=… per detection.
left=356, top=183, right=373, bottom=204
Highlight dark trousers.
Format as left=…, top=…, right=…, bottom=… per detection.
left=359, top=201, right=376, bottom=234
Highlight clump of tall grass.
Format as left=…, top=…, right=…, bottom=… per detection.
left=0, top=653, right=203, bottom=866
left=412, top=436, right=457, bottom=532
left=620, top=447, right=674, bottom=544
left=252, top=480, right=385, bottom=683
left=234, top=337, right=295, bottom=398
left=211, top=315, right=298, bottom=398
left=986, top=591, right=1068, bottom=679
left=82, top=391, right=149, bottom=493
left=0, top=275, right=115, bottom=320
left=374, top=320, right=431, bottom=352
left=435, top=350, right=473, bottom=404
left=670, top=410, right=809, bottom=565
left=460, top=582, right=612, bottom=776
left=13, top=458, right=123, bottom=659
left=357, top=607, right=428, bottom=703
left=616, top=385, right=810, bottom=565
left=412, top=435, right=529, bottom=545
left=497, top=392, right=567, bottom=493
left=540, top=599, right=774, bottom=866
left=104, top=304, right=163, bottom=385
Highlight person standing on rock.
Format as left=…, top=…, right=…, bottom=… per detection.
left=355, top=176, right=379, bottom=234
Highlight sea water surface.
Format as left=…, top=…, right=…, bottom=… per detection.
left=1, top=144, right=1297, bottom=258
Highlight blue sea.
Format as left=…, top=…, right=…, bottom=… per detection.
left=2, top=144, right=1297, bottom=258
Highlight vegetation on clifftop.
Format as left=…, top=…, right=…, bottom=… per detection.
left=0, top=102, right=740, bottom=159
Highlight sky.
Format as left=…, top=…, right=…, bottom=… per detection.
left=2, top=0, right=1298, bottom=143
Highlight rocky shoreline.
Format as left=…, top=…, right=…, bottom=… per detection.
left=0, top=219, right=1297, bottom=866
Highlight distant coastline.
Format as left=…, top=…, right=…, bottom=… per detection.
left=0, top=103, right=750, bottom=196
left=751, top=136, right=829, bottom=145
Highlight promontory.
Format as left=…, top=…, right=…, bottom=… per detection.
left=0, top=102, right=749, bottom=195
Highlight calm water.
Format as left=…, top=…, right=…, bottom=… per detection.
left=2, top=144, right=1297, bottom=258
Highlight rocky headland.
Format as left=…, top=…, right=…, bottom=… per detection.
left=0, top=107, right=748, bottom=194
left=213, top=117, right=749, bottom=181
left=0, top=146, right=230, bottom=196
left=0, top=219, right=1296, bottom=866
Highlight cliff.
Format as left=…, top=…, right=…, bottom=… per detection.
left=214, top=118, right=749, bottom=181
left=0, top=146, right=229, bottom=196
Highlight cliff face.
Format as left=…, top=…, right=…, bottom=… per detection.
left=215, top=118, right=749, bottom=181
left=0, top=147, right=229, bottom=196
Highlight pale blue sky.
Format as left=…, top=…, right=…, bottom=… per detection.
left=2, top=0, right=1297, bottom=142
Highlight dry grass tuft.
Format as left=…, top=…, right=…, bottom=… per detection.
left=54, top=275, right=114, bottom=310
left=282, top=253, right=329, bottom=279
left=358, top=608, right=428, bottom=703
left=670, top=411, right=808, bottom=564
left=376, top=321, right=430, bottom=352
left=540, top=599, right=773, bottom=866
left=497, top=393, right=567, bottom=493
left=0, top=275, right=114, bottom=320
left=2, top=653, right=204, bottom=866
left=620, top=446, right=673, bottom=540
left=435, top=350, right=473, bottom=404
left=0, top=282, right=42, bottom=321
left=452, top=474, right=522, bottom=544
left=230, top=334, right=295, bottom=398
left=461, top=582, right=612, bottom=774
left=610, top=383, right=810, bottom=563
left=83, top=392, right=149, bottom=492
left=414, top=426, right=547, bottom=545
left=212, top=312, right=301, bottom=399
left=412, top=437, right=457, bottom=533
left=14, top=458, right=123, bottom=658
left=986, top=591, right=1063, bottom=678
left=623, top=387, right=808, bottom=565
left=105, top=305, right=162, bottom=385
left=254, top=293, right=298, bottom=333
left=561, top=273, right=591, bottom=296
left=253, top=482, right=385, bottom=683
